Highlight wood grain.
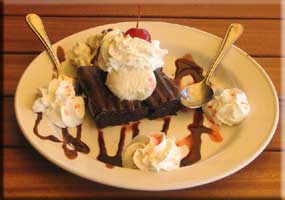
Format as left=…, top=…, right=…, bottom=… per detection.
left=3, top=54, right=34, bottom=96
left=3, top=0, right=281, bottom=19
left=3, top=148, right=282, bottom=199
left=4, top=16, right=281, bottom=56
left=2, top=95, right=282, bottom=150
left=2, top=2, right=283, bottom=199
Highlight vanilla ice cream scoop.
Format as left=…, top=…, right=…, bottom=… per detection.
left=203, top=88, right=250, bottom=126
left=106, top=67, right=157, bottom=101
left=122, top=132, right=182, bottom=172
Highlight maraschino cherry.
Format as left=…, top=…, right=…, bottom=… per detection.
left=124, top=5, right=151, bottom=42
left=125, top=28, right=151, bottom=42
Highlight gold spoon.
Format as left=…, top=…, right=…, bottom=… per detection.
left=26, top=13, right=62, bottom=78
left=181, top=23, right=244, bottom=108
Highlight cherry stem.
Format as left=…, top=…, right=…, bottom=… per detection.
left=136, top=4, right=141, bottom=28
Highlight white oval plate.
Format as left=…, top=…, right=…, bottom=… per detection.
left=15, top=22, right=279, bottom=191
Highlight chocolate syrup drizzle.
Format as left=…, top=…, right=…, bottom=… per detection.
left=97, top=122, right=141, bottom=168
left=33, top=113, right=90, bottom=159
left=174, top=56, right=204, bottom=86
left=97, top=127, right=125, bottom=168
left=33, top=113, right=61, bottom=143
left=131, top=121, right=140, bottom=139
left=175, top=55, right=222, bottom=166
left=62, top=125, right=90, bottom=159
left=161, top=117, right=171, bottom=135
left=178, top=108, right=216, bottom=166
left=56, top=46, right=66, bottom=63
left=49, top=46, right=66, bottom=78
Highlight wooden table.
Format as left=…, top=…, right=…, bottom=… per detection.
left=2, top=1, right=284, bottom=199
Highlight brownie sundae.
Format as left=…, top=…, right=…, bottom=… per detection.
left=69, top=27, right=181, bottom=128
left=30, top=20, right=251, bottom=171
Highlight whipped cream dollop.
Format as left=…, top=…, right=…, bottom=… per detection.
left=106, top=67, right=157, bottom=101
left=98, top=29, right=168, bottom=72
left=32, top=76, right=85, bottom=128
left=122, top=133, right=182, bottom=172
left=203, top=88, right=250, bottom=126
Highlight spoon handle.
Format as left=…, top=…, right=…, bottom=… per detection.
left=26, top=13, right=62, bottom=77
left=205, top=23, right=243, bottom=84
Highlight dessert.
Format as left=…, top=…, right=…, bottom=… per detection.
left=68, top=33, right=103, bottom=66
left=145, top=69, right=182, bottom=119
left=203, top=88, right=250, bottom=126
left=69, top=42, right=94, bottom=66
left=72, top=27, right=181, bottom=128
left=96, top=29, right=167, bottom=73
left=32, top=75, right=85, bottom=128
left=106, top=67, right=157, bottom=101
left=78, top=67, right=181, bottom=128
left=125, top=27, right=151, bottom=42
left=122, top=132, right=182, bottom=172
left=77, top=67, right=148, bottom=127
left=87, top=28, right=167, bottom=101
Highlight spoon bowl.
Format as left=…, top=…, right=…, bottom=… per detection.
left=181, top=23, right=244, bottom=108
left=181, top=81, right=213, bottom=109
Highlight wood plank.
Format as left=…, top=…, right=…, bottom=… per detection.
left=3, top=54, right=34, bottom=96
left=2, top=96, right=283, bottom=150
left=2, top=97, right=27, bottom=147
left=3, top=148, right=282, bottom=199
left=3, top=16, right=281, bottom=56
left=3, top=0, right=281, bottom=19
left=3, top=54, right=280, bottom=97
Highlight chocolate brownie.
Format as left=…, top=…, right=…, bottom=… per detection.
left=78, top=67, right=181, bottom=128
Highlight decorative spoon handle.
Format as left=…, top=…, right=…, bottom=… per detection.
left=205, top=23, right=243, bottom=84
left=26, top=13, right=62, bottom=77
